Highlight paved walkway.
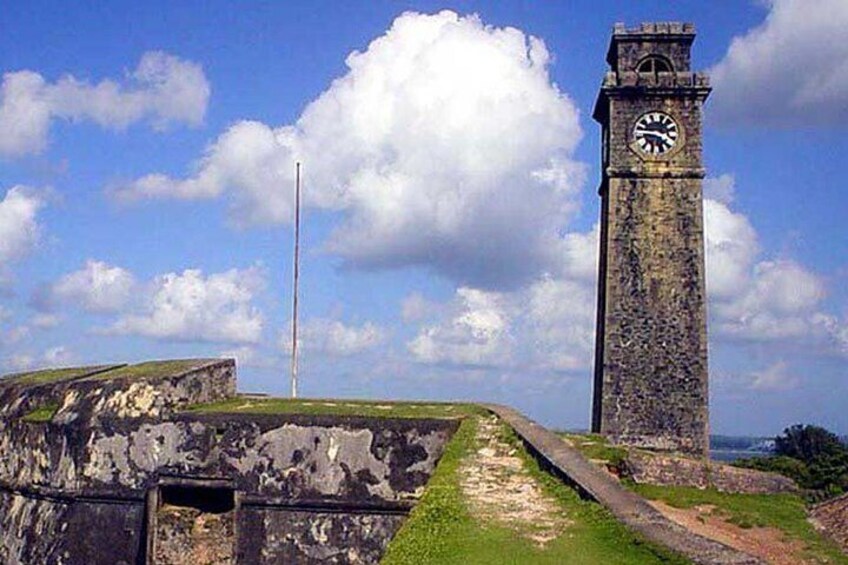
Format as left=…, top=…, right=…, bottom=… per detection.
left=484, top=404, right=763, bottom=565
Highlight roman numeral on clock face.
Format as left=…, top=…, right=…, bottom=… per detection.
left=634, top=111, right=679, bottom=155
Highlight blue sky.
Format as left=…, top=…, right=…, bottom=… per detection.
left=1, top=0, right=846, bottom=436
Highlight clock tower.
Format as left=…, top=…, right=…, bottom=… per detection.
left=592, top=23, right=711, bottom=457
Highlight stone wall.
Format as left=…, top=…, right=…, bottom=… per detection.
left=810, top=493, right=848, bottom=553
left=238, top=508, right=405, bottom=564
left=623, top=451, right=798, bottom=494
left=0, top=360, right=458, bottom=564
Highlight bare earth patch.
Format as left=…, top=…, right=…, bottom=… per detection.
left=648, top=500, right=810, bottom=565
left=459, top=416, right=570, bottom=546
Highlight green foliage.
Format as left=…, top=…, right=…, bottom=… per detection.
left=734, top=455, right=811, bottom=485
left=735, top=424, right=848, bottom=498
left=775, top=424, right=847, bottom=463
left=382, top=418, right=688, bottom=564
left=188, top=396, right=484, bottom=419
left=21, top=403, right=60, bottom=423
left=632, top=484, right=848, bottom=564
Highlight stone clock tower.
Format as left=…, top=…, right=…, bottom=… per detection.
left=592, top=23, right=711, bottom=457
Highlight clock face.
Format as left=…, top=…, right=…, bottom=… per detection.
left=633, top=112, right=679, bottom=155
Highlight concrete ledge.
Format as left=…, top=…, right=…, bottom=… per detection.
left=485, top=404, right=763, bottom=565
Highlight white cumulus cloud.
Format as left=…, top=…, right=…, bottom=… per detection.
left=110, top=266, right=265, bottom=344
left=0, top=186, right=46, bottom=276
left=116, top=11, right=585, bottom=289
left=298, top=318, right=386, bottom=357
left=405, top=179, right=848, bottom=377
left=703, top=197, right=759, bottom=299
left=710, top=0, right=848, bottom=126
left=702, top=175, right=844, bottom=350
left=0, top=51, right=210, bottom=156
left=408, top=287, right=513, bottom=367
left=524, top=275, right=596, bottom=372
left=51, top=260, right=136, bottom=313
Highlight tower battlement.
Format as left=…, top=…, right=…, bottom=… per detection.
left=606, top=21, right=697, bottom=75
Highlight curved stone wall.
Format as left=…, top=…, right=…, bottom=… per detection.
left=0, top=360, right=458, bottom=564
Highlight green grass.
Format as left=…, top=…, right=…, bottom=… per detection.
left=631, top=483, right=848, bottom=563
left=84, top=359, right=211, bottom=381
left=382, top=417, right=689, bottom=564
left=21, top=402, right=60, bottom=423
left=1, top=365, right=109, bottom=386
left=187, top=396, right=485, bottom=419
left=562, top=432, right=847, bottom=563
left=560, top=432, right=630, bottom=471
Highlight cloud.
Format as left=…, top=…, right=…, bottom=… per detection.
left=405, top=269, right=598, bottom=373
left=3, top=354, right=35, bottom=374
left=116, top=11, right=585, bottom=289
left=0, top=186, right=46, bottom=277
left=298, top=318, right=385, bottom=357
left=703, top=197, right=759, bottom=299
left=524, top=275, right=595, bottom=371
left=50, top=260, right=136, bottom=313
left=710, top=0, right=848, bottom=126
left=702, top=176, right=845, bottom=350
left=748, top=361, right=799, bottom=392
left=404, top=179, right=848, bottom=377
left=400, top=292, right=441, bottom=323
left=110, top=266, right=265, bottom=344
left=30, top=313, right=60, bottom=329
left=0, top=51, right=210, bottom=156
left=219, top=346, right=277, bottom=369
left=43, top=345, right=73, bottom=367
left=408, top=287, right=513, bottom=367
left=703, top=174, right=736, bottom=205
left=711, top=259, right=832, bottom=342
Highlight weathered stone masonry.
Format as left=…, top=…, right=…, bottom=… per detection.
left=0, top=360, right=457, bottom=564
left=592, top=23, right=712, bottom=456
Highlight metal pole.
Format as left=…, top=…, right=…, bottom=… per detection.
left=290, top=162, right=301, bottom=399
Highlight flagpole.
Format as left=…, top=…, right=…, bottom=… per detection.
left=290, top=162, right=301, bottom=399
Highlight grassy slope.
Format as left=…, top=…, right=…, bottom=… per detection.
left=85, top=359, right=209, bottom=381
left=2, top=359, right=208, bottom=386
left=187, top=396, right=484, bottom=419
left=564, top=432, right=848, bottom=564
left=382, top=417, right=688, bottom=565
left=633, top=484, right=848, bottom=564
left=1, top=366, right=106, bottom=386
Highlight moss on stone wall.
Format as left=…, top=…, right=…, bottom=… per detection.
left=85, top=359, right=214, bottom=381
left=187, top=396, right=483, bottom=419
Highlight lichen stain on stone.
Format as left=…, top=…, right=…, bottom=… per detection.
left=0, top=492, right=66, bottom=564
left=0, top=424, right=77, bottom=489
left=128, top=422, right=194, bottom=472
left=98, top=382, right=161, bottom=419
left=1, top=359, right=455, bottom=564
left=84, top=434, right=131, bottom=484
left=406, top=429, right=451, bottom=474
left=228, top=424, right=392, bottom=498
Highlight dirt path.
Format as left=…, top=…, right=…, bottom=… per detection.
left=459, top=416, right=569, bottom=546
left=648, top=500, right=810, bottom=565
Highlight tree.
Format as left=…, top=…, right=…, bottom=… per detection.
left=775, top=424, right=846, bottom=464
left=734, top=424, right=848, bottom=499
